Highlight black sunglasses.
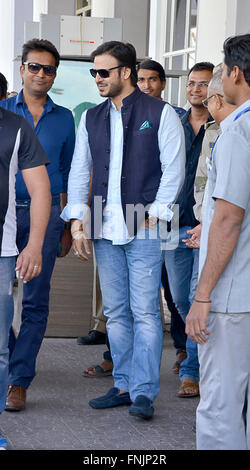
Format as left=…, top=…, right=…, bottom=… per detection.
left=89, top=65, right=124, bottom=79
left=23, top=62, right=57, bottom=76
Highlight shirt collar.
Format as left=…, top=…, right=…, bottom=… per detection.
left=16, top=89, right=56, bottom=112
left=181, top=107, right=213, bottom=126
left=220, top=99, right=250, bottom=133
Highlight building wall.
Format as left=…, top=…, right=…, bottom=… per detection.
left=196, top=0, right=250, bottom=66
left=196, top=0, right=227, bottom=65
left=91, top=0, right=150, bottom=58
left=0, top=0, right=33, bottom=92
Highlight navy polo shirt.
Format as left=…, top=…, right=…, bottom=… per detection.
left=177, top=108, right=213, bottom=228
left=0, top=91, right=75, bottom=199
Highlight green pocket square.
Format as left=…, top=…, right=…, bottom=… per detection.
left=139, top=121, right=152, bottom=130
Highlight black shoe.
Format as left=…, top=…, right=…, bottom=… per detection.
left=89, top=387, right=131, bottom=409
left=77, top=330, right=106, bottom=345
left=129, top=395, right=154, bottom=420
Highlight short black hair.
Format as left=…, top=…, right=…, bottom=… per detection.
left=188, top=62, right=214, bottom=77
left=0, top=72, right=7, bottom=100
left=90, top=41, right=138, bottom=87
left=137, top=59, right=166, bottom=83
left=223, top=34, right=250, bottom=87
left=22, top=38, right=60, bottom=68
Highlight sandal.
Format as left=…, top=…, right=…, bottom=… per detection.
left=83, top=363, right=113, bottom=378
left=172, top=351, right=187, bottom=374
left=177, top=378, right=199, bottom=398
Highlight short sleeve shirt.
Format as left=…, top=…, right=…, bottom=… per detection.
left=199, top=99, right=250, bottom=313
left=0, top=108, right=49, bottom=256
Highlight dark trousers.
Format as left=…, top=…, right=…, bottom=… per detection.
left=8, top=203, right=64, bottom=388
left=161, top=264, right=186, bottom=352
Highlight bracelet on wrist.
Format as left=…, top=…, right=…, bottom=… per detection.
left=194, top=298, right=211, bottom=304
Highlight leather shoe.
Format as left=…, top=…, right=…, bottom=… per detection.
left=6, top=385, right=26, bottom=411
left=129, top=395, right=154, bottom=420
left=77, top=330, right=106, bottom=345
left=89, top=387, right=131, bottom=409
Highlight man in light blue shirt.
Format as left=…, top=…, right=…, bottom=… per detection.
left=186, top=34, right=250, bottom=450
left=62, top=41, right=185, bottom=419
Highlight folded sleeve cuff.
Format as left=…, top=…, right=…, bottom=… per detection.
left=148, top=202, right=174, bottom=222
left=60, top=203, right=89, bottom=222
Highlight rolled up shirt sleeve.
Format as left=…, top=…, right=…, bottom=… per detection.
left=148, top=103, right=186, bottom=221
left=61, top=111, right=92, bottom=222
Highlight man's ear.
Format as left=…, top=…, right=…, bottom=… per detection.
left=216, top=94, right=224, bottom=109
left=123, top=66, right=132, bottom=80
left=161, top=80, right=166, bottom=92
left=233, top=65, right=242, bottom=84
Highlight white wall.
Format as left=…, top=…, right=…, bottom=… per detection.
left=196, top=0, right=250, bottom=67
left=91, top=0, right=149, bottom=58
left=33, top=0, right=76, bottom=20
left=226, top=0, right=250, bottom=36
left=0, top=0, right=14, bottom=89
left=148, top=0, right=168, bottom=64
left=91, top=0, right=115, bottom=17
left=33, top=0, right=48, bottom=21
left=196, top=0, right=227, bottom=65
left=0, top=0, right=33, bottom=92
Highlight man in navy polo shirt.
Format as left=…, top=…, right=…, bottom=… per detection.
left=0, top=106, right=51, bottom=448
left=62, top=41, right=185, bottom=419
left=0, top=38, right=75, bottom=411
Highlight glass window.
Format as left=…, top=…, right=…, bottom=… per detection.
left=49, top=59, right=104, bottom=129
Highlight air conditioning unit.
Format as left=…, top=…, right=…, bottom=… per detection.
left=24, top=14, right=123, bottom=57
left=60, top=15, right=122, bottom=55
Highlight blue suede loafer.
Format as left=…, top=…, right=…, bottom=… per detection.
left=89, top=387, right=131, bottom=409
left=129, top=395, right=154, bottom=420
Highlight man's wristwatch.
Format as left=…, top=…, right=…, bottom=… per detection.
left=64, top=222, right=71, bottom=230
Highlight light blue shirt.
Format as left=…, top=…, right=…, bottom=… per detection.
left=61, top=100, right=185, bottom=244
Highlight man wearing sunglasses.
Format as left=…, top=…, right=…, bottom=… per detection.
left=0, top=38, right=75, bottom=412
left=62, top=41, right=185, bottom=419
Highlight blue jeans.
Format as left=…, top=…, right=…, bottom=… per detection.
left=8, top=204, right=64, bottom=388
left=164, top=225, right=199, bottom=382
left=0, top=257, right=15, bottom=413
left=94, top=228, right=164, bottom=402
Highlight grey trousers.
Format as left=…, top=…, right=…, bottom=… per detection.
left=197, top=312, right=250, bottom=450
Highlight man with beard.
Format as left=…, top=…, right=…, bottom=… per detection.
left=62, top=41, right=185, bottom=419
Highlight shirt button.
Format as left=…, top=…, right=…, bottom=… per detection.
left=102, top=198, right=106, bottom=203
